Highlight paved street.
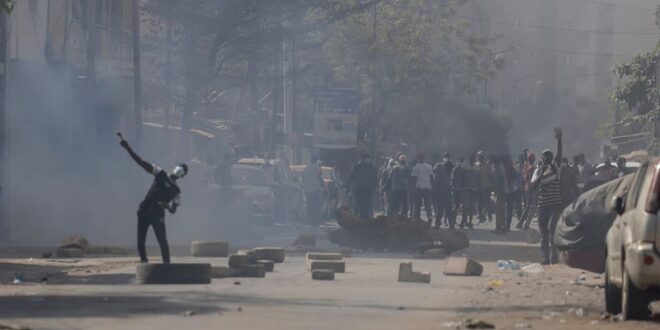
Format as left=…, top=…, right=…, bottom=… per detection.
left=0, top=224, right=659, bottom=330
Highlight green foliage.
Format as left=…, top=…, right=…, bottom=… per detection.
left=0, top=0, right=13, bottom=14
left=320, top=0, right=500, bottom=151
left=610, top=5, right=660, bottom=152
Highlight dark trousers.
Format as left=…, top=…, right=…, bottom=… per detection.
left=434, top=193, right=454, bottom=228
left=517, top=190, right=537, bottom=228
left=389, top=189, right=408, bottom=216
left=353, top=188, right=373, bottom=219
left=505, top=192, right=520, bottom=232
left=306, top=191, right=322, bottom=223
left=494, top=191, right=506, bottom=231
left=478, top=189, right=492, bottom=222
left=457, top=190, right=475, bottom=228
left=137, top=212, right=170, bottom=263
left=538, top=204, right=562, bottom=263
left=413, top=188, right=433, bottom=223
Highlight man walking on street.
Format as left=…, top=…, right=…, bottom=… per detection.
left=452, top=155, right=480, bottom=229
left=388, top=155, right=409, bottom=216
left=118, top=132, right=187, bottom=264
left=531, top=127, right=563, bottom=265
left=412, top=153, right=434, bottom=223
left=348, top=154, right=378, bottom=219
left=303, top=155, right=324, bottom=223
left=433, top=153, right=454, bottom=228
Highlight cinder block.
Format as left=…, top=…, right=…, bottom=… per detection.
left=257, top=260, right=274, bottom=272
left=398, top=262, right=431, bottom=283
left=309, top=260, right=345, bottom=273
left=306, top=252, right=343, bottom=261
left=443, top=257, right=483, bottom=276
left=252, top=247, right=285, bottom=263
left=237, top=249, right=258, bottom=264
left=56, top=248, right=83, bottom=258
left=237, top=264, right=266, bottom=278
left=312, top=269, right=335, bottom=280
left=228, top=254, right=251, bottom=269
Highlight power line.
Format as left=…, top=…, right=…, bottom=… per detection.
left=515, top=44, right=635, bottom=58
left=583, top=0, right=656, bottom=12
left=458, top=16, right=660, bottom=36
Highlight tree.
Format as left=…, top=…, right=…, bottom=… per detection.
left=319, top=0, right=504, bottom=153
left=612, top=5, right=660, bottom=152
left=0, top=0, right=12, bottom=14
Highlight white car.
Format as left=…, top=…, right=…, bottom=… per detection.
left=606, top=158, right=660, bottom=319
left=231, top=164, right=275, bottom=219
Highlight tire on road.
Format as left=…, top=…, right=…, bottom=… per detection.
left=136, top=263, right=212, bottom=284
left=622, top=266, right=650, bottom=320
left=190, top=241, right=229, bottom=257
left=604, top=262, right=621, bottom=315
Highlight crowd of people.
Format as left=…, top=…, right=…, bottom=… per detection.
left=336, top=127, right=634, bottom=265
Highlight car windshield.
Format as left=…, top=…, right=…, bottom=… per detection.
left=231, top=167, right=268, bottom=187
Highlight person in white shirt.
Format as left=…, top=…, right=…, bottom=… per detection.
left=411, top=153, right=434, bottom=223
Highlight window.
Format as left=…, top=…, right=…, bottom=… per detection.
left=72, top=0, right=84, bottom=22
left=96, top=0, right=110, bottom=26
left=328, top=119, right=343, bottom=131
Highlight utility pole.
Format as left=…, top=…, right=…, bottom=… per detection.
left=290, top=8, right=299, bottom=164
left=0, top=9, right=8, bottom=240
left=164, top=1, right=173, bottom=129
left=132, top=0, right=143, bottom=146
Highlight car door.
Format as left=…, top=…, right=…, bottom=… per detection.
left=608, top=162, right=649, bottom=284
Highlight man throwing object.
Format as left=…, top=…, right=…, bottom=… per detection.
left=118, top=132, right=187, bottom=263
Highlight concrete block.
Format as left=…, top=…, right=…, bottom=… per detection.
left=443, top=257, right=483, bottom=276
left=56, top=248, right=84, bottom=258
left=309, top=260, right=345, bottom=273
left=211, top=266, right=237, bottom=278
left=397, top=262, right=431, bottom=283
left=312, top=269, right=335, bottom=280
left=237, top=249, right=258, bottom=264
left=306, top=252, right=343, bottom=261
left=256, top=260, right=274, bottom=272
left=190, top=241, right=229, bottom=257
left=253, top=247, right=285, bottom=263
left=238, top=264, right=266, bottom=278
left=228, top=254, right=251, bottom=269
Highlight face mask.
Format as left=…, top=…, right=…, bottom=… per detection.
left=173, top=165, right=186, bottom=178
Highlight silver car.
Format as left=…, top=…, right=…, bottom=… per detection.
left=606, top=158, right=660, bottom=320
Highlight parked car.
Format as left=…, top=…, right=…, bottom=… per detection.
left=231, top=164, right=274, bottom=219
left=238, top=157, right=305, bottom=222
left=585, top=161, right=640, bottom=190
left=606, top=158, right=660, bottom=319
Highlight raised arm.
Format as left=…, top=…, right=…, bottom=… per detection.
left=554, top=127, right=563, bottom=164
left=118, top=132, right=154, bottom=174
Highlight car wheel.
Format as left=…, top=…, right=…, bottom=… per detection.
left=622, top=266, right=650, bottom=320
left=605, top=263, right=622, bottom=314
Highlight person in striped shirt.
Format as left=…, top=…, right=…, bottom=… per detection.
left=531, top=127, right=563, bottom=265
